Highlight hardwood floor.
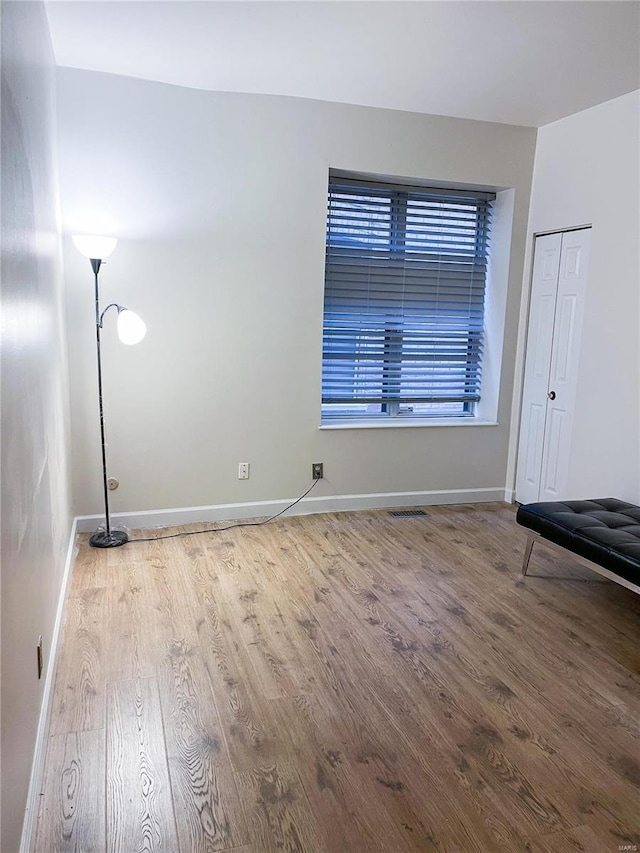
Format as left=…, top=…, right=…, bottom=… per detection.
left=34, top=503, right=640, bottom=852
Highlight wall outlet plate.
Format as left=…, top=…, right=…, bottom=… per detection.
left=312, top=462, right=324, bottom=479
left=238, top=462, right=250, bottom=480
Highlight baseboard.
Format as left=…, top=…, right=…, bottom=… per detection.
left=19, top=517, right=78, bottom=853
left=504, top=487, right=516, bottom=504
left=75, top=487, right=507, bottom=533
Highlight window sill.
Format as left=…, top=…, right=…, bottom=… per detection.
left=319, top=418, right=498, bottom=430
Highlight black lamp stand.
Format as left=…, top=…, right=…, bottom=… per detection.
left=89, top=257, right=128, bottom=548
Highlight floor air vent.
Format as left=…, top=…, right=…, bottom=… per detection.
left=389, top=510, right=428, bottom=518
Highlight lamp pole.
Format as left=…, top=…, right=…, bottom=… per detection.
left=72, top=235, right=145, bottom=548
left=89, top=257, right=128, bottom=548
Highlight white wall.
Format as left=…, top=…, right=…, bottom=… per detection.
left=0, top=3, right=72, bottom=850
left=57, top=69, right=537, bottom=520
left=509, top=91, right=640, bottom=503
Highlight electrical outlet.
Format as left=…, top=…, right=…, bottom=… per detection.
left=37, top=636, right=43, bottom=680
left=312, top=462, right=324, bottom=480
left=238, top=462, right=250, bottom=480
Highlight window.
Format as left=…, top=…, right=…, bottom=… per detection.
left=321, top=174, right=495, bottom=422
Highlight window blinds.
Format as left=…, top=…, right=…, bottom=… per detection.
left=322, top=176, right=495, bottom=410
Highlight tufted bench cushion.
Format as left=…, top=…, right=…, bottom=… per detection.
left=516, top=498, right=640, bottom=587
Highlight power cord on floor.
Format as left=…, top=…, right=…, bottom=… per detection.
left=129, top=479, right=319, bottom=543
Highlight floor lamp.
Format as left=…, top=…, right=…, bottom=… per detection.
left=73, top=235, right=146, bottom=548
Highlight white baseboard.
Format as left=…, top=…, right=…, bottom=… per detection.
left=76, top=487, right=507, bottom=533
left=20, top=517, right=78, bottom=853
left=504, top=487, right=516, bottom=504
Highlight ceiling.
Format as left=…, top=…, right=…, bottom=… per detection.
left=46, top=1, right=640, bottom=128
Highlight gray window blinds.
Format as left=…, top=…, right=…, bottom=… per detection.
left=322, top=175, right=495, bottom=415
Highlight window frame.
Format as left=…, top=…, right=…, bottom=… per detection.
left=321, top=173, right=495, bottom=424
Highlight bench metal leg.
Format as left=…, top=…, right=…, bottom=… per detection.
left=522, top=533, right=536, bottom=576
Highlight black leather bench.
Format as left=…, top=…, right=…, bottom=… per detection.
left=516, top=498, right=640, bottom=595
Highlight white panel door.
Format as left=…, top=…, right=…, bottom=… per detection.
left=515, top=232, right=562, bottom=504
left=538, top=228, right=591, bottom=502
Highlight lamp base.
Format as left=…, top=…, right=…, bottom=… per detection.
left=89, top=529, right=129, bottom=548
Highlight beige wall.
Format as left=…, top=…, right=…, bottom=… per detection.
left=57, top=69, right=537, bottom=519
left=0, top=3, right=72, bottom=850
left=509, top=90, right=640, bottom=503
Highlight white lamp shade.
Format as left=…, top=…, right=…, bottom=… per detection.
left=117, top=310, right=146, bottom=345
left=72, top=234, right=118, bottom=260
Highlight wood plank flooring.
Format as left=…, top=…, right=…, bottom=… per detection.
left=34, top=503, right=640, bottom=852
